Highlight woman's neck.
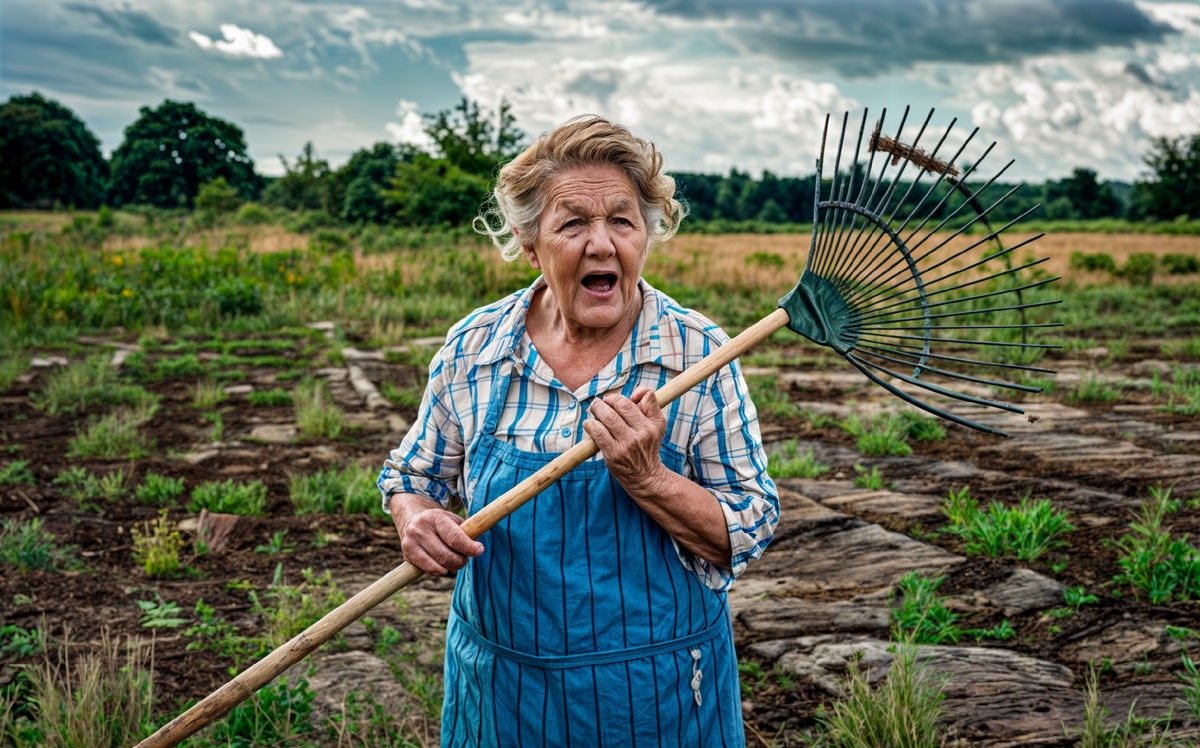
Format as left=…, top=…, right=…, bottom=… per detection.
left=524, top=282, right=642, bottom=392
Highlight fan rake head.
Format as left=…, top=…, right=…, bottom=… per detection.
left=778, top=107, right=1063, bottom=437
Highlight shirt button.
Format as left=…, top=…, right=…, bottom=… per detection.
left=561, top=427, right=571, bottom=438
left=568, top=400, right=577, bottom=410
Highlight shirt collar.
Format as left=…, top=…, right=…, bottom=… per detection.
left=474, top=275, right=686, bottom=373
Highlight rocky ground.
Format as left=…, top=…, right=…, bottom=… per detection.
left=2, top=333, right=1200, bottom=746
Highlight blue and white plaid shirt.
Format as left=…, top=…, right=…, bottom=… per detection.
left=379, top=276, right=779, bottom=591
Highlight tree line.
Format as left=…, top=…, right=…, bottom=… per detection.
left=1, top=91, right=1198, bottom=227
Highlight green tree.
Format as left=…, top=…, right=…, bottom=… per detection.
left=261, top=142, right=332, bottom=213
left=108, top=100, right=261, bottom=208
left=1133, top=134, right=1200, bottom=220
left=194, top=177, right=244, bottom=218
left=332, top=142, right=418, bottom=223
left=0, top=92, right=108, bottom=208
left=424, top=98, right=525, bottom=177
left=383, top=152, right=489, bottom=226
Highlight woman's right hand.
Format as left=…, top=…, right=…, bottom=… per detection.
left=390, top=493, right=484, bottom=576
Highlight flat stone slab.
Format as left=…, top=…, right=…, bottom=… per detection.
left=982, top=568, right=1066, bottom=617
left=30, top=356, right=68, bottom=368
left=223, top=384, right=254, bottom=395
left=306, top=651, right=412, bottom=726
left=248, top=424, right=297, bottom=443
left=735, top=598, right=889, bottom=639
left=819, top=489, right=943, bottom=520
left=341, top=346, right=385, bottom=362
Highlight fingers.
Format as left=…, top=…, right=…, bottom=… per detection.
left=402, top=509, right=483, bottom=576
left=631, top=386, right=663, bottom=421
left=588, top=397, right=634, bottom=441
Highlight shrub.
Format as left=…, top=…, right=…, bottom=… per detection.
left=31, top=357, right=156, bottom=415
left=1119, top=252, right=1157, bottom=286
left=247, top=388, right=292, bottom=407
left=853, top=464, right=886, bottom=490
left=288, top=464, right=384, bottom=515
left=235, top=202, right=272, bottom=225
left=819, top=637, right=947, bottom=747
left=767, top=440, right=830, bottom=479
left=153, top=354, right=205, bottom=379
left=839, top=412, right=913, bottom=456
left=1069, top=251, right=1118, bottom=274
left=130, top=511, right=183, bottom=578
left=295, top=378, right=343, bottom=439
left=66, top=404, right=156, bottom=458
left=188, top=479, right=269, bottom=515
left=890, top=570, right=967, bottom=645
left=134, top=472, right=185, bottom=505
left=0, top=518, right=78, bottom=572
left=941, top=489, right=1074, bottom=562
left=1162, top=253, right=1200, bottom=275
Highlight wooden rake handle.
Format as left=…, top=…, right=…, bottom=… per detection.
left=135, top=308, right=791, bottom=748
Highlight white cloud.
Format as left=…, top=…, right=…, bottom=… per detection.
left=385, top=99, right=435, bottom=149
left=189, top=24, right=283, bottom=59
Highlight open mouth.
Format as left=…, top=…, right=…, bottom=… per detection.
left=582, top=273, right=617, bottom=295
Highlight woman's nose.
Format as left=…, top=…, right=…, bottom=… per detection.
left=585, top=221, right=616, bottom=258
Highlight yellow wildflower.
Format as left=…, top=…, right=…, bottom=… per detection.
left=287, top=272, right=296, bottom=283
left=113, top=256, right=124, bottom=266
left=122, top=289, right=134, bottom=297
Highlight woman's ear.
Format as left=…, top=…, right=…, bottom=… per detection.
left=515, top=228, right=541, bottom=270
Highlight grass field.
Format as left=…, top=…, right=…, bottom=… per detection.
left=3, top=209, right=1200, bottom=746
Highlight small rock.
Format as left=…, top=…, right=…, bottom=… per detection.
left=307, top=321, right=336, bottom=331
left=1083, top=346, right=1110, bottom=359
left=309, top=445, right=341, bottom=462
left=341, top=347, right=385, bottom=362
left=314, top=367, right=348, bottom=382
left=983, top=568, right=1066, bottom=617
left=224, top=384, right=254, bottom=395
left=177, top=517, right=200, bottom=533
left=1129, top=359, right=1173, bottom=377
left=248, top=424, right=297, bottom=443
left=387, top=414, right=412, bottom=434
left=110, top=349, right=133, bottom=368
left=30, top=356, right=69, bottom=368
left=407, top=336, right=445, bottom=348
left=180, top=449, right=221, bottom=465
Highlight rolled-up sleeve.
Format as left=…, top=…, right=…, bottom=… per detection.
left=678, top=358, right=779, bottom=591
left=378, top=349, right=464, bottom=512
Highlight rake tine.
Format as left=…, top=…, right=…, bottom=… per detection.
left=855, top=343, right=1058, bottom=374
left=858, top=332, right=1062, bottom=348
left=815, top=111, right=851, bottom=278
left=834, top=108, right=908, bottom=280
left=826, top=110, right=872, bottom=281
left=807, top=114, right=831, bottom=272
left=854, top=348, right=1046, bottom=392
left=847, top=353, right=1026, bottom=414
left=859, top=299, right=1063, bottom=325
left=860, top=323, right=1064, bottom=331
left=843, top=356, right=1010, bottom=437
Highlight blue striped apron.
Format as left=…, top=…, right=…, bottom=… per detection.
left=440, top=361, right=745, bottom=747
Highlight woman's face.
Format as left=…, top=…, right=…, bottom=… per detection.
left=523, top=163, right=649, bottom=333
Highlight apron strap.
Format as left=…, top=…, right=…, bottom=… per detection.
left=456, top=616, right=727, bottom=670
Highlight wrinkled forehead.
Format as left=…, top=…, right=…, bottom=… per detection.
left=541, top=164, right=640, bottom=217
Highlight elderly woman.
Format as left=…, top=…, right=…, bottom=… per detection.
left=380, top=115, right=779, bottom=747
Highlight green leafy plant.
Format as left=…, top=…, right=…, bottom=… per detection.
left=0, top=461, right=35, bottom=486
left=1068, top=375, right=1122, bottom=403
left=134, top=471, right=185, bottom=505
left=853, top=464, right=886, bottom=490
left=247, top=388, right=293, bottom=407
left=194, top=675, right=316, bottom=746
left=0, top=625, right=45, bottom=658
left=819, top=638, right=947, bottom=748
left=65, top=404, right=157, bottom=458
left=890, top=570, right=967, bottom=645
left=1065, top=662, right=1177, bottom=747
left=767, top=439, right=830, bottom=479
left=294, top=378, right=344, bottom=439
left=897, top=411, right=947, bottom=441
left=254, top=530, right=297, bottom=555
left=130, top=510, right=183, bottom=578
left=202, top=410, right=224, bottom=442
left=188, top=479, right=269, bottom=515
left=1112, top=485, right=1200, bottom=603
left=136, top=598, right=188, bottom=628
left=1179, top=653, right=1200, bottom=720
left=746, top=374, right=799, bottom=420
left=380, top=381, right=424, bottom=409
left=184, top=599, right=262, bottom=665
left=840, top=412, right=913, bottom=456
left=1063, top=586, right=1099, bottom=611
left=51, top=467, right=127, bottom=510
left=31, top=356, right=157, bottom=415
left=0, top=518, right=78, bottom=572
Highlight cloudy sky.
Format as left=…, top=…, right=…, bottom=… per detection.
left=4, top=0, right=1200, bottom=181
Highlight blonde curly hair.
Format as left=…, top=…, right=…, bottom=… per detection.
left=474, top=114, right=687, bottom=261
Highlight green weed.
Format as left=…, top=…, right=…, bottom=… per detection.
left=249, top=564, right=347, bottom=647
left=0, top=461, right=35, bottom=486
left=1063, top=586, right=1099, bottom=611
left=288, top=463, right=384, bottom=515
left=746, top=374, right=799, bottom=420
left=818, top=637, right=947, bottom=748
left=183, top=599, right=260, bottom=664
left=1179, top=653, right=1200, bottom=720
left=254, top=530, right=297, bottom=555
left=134, top=472, right=185, bottom=505
left=0, top=625, right=45, bottom=659
left=1112, top=485, right=1200, bottom=603
left=767, top=440, right=830, bottom=479
left=136, top=598, right=188, bottom=628
left=0, top=353, right=26, bottom=391
left=188, top=479, right=269, bottom=515
left=840, top=412, right=913, bottom=456
left=380, top=381, right=424, bottom=409
left=1068, top=375, right=1122, bottom=403
left=153, top=354, right=205, bottom=378
left=65, top=404, right=156, bottom=458
left=890, top=570, right=968, bottom=645
left=190, top=378, right=226, bottom=409
left=1162, top=337, right=1200, bottom=359
left=853, top=464, right=887, bottom=490
left=31, top=356, right=156, bottom=415
left=295, top=378, right=344, bottom=439
left=130, top=511, right=183, bottom=578
left=940, top=488, right=1074, bottom=562
left=247, top=388, right=293, bottom=407
left=897, top=411, right=946, bottom=441
left=0, top=518, right=79, bottom=572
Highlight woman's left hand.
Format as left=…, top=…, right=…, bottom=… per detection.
left=584, top=386, right=668, bottom=497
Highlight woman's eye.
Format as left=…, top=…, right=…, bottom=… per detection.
left=563, top=219, right=583, bottom=229
left=612, top=217, right=631, bottom=226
